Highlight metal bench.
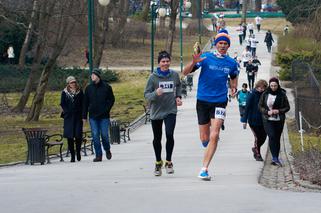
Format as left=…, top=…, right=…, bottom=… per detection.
left=44, top=134, right=64, bottom=164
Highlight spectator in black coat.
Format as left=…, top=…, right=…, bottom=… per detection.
left=264, top=30, right=274, bottom=53
left=60, top=76, right=84, bottom=162
left=83, top=68, right=115, bottom=162
left=241, top=80, right=268, bottom=161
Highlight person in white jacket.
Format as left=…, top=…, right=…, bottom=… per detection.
left=255, top=16, right=263, bottom=32
left=250, top=34, right=259, bottom=57
left=7, top=45, right=14, bottom=64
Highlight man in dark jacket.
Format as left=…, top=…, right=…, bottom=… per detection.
left=83, top=68, right=115, bottom=162
left=245, top=60, right=256, bottom=90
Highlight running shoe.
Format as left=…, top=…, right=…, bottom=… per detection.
left=165, top=161, right=174, bottom=174
left=154, top=161, right=163, bottom=176
left=271, top=157, right=282, bottom=167
left=198, top=169, right=211, bottom=181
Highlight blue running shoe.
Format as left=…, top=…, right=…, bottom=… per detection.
left=198, top=169, right=211, bottom=181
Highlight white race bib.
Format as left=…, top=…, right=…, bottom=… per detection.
left=159, top=81, right=174, bottom=93
left=215, top=107, right=226, bottom=120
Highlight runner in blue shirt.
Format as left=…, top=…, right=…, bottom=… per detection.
left=183, top=33, right=239, bottom=181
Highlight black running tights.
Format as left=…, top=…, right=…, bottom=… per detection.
left=151, top=114, right=176, bottom=162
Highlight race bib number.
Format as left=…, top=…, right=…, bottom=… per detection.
left=215, top=107, right=226, bottom=120
left=248, top=71, right=253, bottom=76
left=159, top=81, right=174, bottom=93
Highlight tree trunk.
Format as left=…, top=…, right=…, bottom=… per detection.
left=18, top=0, right=39, bottom=70
left=93, top=0, right=114, bottom=68
left=255, top=0, right=262, bottom=12
left=27, top=0, right=82, bottom=121
left=12, top=0, right=51, bottom=112
left=191, top=0, right=198, bottom=19
left=142, top=0, right=151, bottom=22
left=165, top=0, right=179, bottom=55
left=208, top=0, right=215, bottom=12
left=110, top=0, right=129, bottom=47
left=242, top=0, right=248, bottom=23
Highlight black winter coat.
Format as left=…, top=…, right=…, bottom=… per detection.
left=83, top=80, right=115, bottom=120
left=264, top=33, right=274, bottom=47
left=60, top=89, right=84, bottom=139
left=241, top=89, right=264, bottom=126
left=259, top=89, right=290, bottom=122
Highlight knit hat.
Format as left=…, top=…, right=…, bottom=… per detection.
left=92, top=68, right=102, bottom=79
left=269, top=77, right=280, bottom=86
left=214, top=33, right=231, bottom=46
left=66, top=76, right=76, bottom=84
left=158, top=50, right=171, bottom=63
left=218, top=29, right=229, bottom=34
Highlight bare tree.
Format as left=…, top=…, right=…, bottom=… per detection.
left=18, top=0, right=39, bottom=70
left=26, top=0, right=84, bottom=121
left=255, top=0, right=262, bottom=12
left=141, top=0, right=151, bottom=21
left=109, top=0, right=129, bottom=47
left=12, top=0, right=53, bottom=112
left=242, top=0, right=248, bottom=23
left=165, top=0, right=179, bottom=55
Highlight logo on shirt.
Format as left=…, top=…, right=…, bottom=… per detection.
left=209, top=65, right=231, bottom=74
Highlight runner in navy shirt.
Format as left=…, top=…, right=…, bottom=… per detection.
left=183, top=32, right=239, bottom=181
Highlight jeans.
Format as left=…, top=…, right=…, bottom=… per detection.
left=89, top=118, right=110, bottom=157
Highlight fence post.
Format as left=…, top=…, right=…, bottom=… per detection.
left=298, top=111, right=304, bottom=152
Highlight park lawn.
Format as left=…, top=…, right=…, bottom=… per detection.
left=0, top=70, right=149, bottom=164
left=289, top=131, right=321, bottom=154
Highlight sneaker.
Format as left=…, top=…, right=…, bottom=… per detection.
left=198, top=169, right=211, bottom=181
left=154, top=161, right=163, bottom=176
left=251, top=147, right=258, bottom=160
left=271, top=157, right=282, bottom=167
left=106, top=150, right=112, bottom=160
left=165, top=162, right=174, bottom=174
left=255, top=155, right=264, bottom=161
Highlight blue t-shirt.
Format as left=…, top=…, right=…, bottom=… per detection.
left=194, top=52, right=239, bottom=103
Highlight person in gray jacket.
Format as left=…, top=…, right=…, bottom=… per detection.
left=144, top=50, right=182, bottom=176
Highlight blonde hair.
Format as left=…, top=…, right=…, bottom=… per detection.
left=255, top=79, right=268, bottom=89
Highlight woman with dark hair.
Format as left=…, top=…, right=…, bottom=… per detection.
left=264, top=30, right=274, bottom=53
left=144, top=50, right=182, bottom=176
left=259, top=77, right=290, bottom=166
left=242, top=79, right=268, bottom=161
left=60, top=76, right=84, bottom=162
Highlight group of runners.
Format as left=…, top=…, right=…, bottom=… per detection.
left=144, top=16, right=290, bottom=181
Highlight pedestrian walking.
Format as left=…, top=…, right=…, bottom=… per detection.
left=255, top=16, right=263, bottom=32
left=236, top=24, right=244, bottom=45
left=244, top=35, right=251, bottom=52
left=236, top=83, right=249, bottom=124
left=211, top=15, right=217, bottom=32
left=144, top=50, right=182, bottom=176
left=250, top=34, right=259, bottom=57
left=83, top=68, right=115, bottom=162
left=242, top=22, right=247, bottom=40
left=60, top=76, right=84, bottom=162
left=248, top=22, right=254, bottom=35
left=241, top=46, right=252, bottom=68
left=7, top=45, right=14, bottom=64
left=241, top=79, right=268, bottom=161
left=264, top=30, right=274, bottom=53
left=245, top=59, right=256, bottom=90
left=183, top=32, right=239, bottom=181
left=252, top=56, right=262, bottom=73
left=259, top=77, right=290, bottom=166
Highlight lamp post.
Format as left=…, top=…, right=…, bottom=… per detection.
left=150, top=2, right=167, bottom=73
left=88, top=0, right=110, bottom=76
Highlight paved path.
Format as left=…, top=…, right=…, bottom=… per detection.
left=0, top=27, right=320, bottom=213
